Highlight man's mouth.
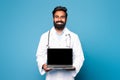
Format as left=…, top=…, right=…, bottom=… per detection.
left=56, top=21, right=64, bottom=25
left=56, top=22, right=63, bottom=24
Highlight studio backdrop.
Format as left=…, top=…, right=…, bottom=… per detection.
left=0, top=0, right=120, bottom=80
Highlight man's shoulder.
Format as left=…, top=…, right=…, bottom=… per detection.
left=66, top=28, right=78, bottom=37
left=40, top=30, right=50, bottom=39
left=41, top=27, right=54, bottom=36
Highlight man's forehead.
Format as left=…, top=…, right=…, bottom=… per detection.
left=54, top=11, right=66, bottom=15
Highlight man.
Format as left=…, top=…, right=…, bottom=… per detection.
left=36, top=6, right=84, bottom=80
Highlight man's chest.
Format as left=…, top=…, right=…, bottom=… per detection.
left=48, top=34, right=73, bottom=48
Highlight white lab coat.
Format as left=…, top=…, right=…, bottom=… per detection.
left=36, top=27, right=84, bottom=80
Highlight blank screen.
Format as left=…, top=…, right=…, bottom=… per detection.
left=47, top=48, right=73, bottom=65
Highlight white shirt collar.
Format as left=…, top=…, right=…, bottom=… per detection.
left=50, top=27, right=70, bottom=36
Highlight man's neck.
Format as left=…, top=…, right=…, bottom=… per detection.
left=55, top=28, right=64, bottom=35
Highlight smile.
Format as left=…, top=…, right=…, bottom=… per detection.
left=56, top=22, right=63, bottom=24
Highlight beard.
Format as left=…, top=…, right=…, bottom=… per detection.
left=54, top=21, right=66, bottom=30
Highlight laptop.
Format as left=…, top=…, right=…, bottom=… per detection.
left=47, top=48, right=75, bottom=70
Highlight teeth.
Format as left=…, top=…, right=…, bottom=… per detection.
left=57, top=22, right=62, bottom=24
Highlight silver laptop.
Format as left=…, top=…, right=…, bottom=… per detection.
left=47, top=48, right=75, bottom=70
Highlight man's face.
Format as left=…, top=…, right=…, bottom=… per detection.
left=53, top=11, right=67, bottom=30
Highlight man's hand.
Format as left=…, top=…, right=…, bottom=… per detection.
left=42, top=64, right=52, bottom=72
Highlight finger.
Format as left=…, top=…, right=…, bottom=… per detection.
left=46, top=68, right=52, bottom=72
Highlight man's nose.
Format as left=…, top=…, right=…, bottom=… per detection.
left=57, top=17, right=62, bottom=21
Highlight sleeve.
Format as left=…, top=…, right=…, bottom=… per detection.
left=72, top=35, right=85, bottom=77
left=36, top=33, right=48, bottom=75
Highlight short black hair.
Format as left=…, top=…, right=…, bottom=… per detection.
left=52, top=6, right=68, bottom=18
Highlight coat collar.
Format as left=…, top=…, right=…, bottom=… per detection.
left=50, top=27, right=70, bottom=36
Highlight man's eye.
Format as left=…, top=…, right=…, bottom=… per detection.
left=54, top=16, right=66, bottom=19
left=61, top=16, right=65, bottom=18
left=55, top=16, right=59, bottom=18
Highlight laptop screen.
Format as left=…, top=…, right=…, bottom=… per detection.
left=47, top=48, right=73, bottom=65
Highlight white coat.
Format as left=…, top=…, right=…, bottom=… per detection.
left=36, top=27, right=84, bottom=80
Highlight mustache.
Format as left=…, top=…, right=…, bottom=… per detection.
left=55, top=21, right=64, bottom=24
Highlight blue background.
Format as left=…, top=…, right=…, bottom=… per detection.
left=0, top=0, right=120, bottom=80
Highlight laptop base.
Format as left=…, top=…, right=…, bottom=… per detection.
left=47, top=65, right=75, bottom=70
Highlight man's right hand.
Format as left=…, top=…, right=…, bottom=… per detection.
left=42, top=64, right=52, bottom=72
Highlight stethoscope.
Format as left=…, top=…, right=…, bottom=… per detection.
left=47, top=30, right=71, bottom=48
left=65, top=34, right=71, bottom=48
